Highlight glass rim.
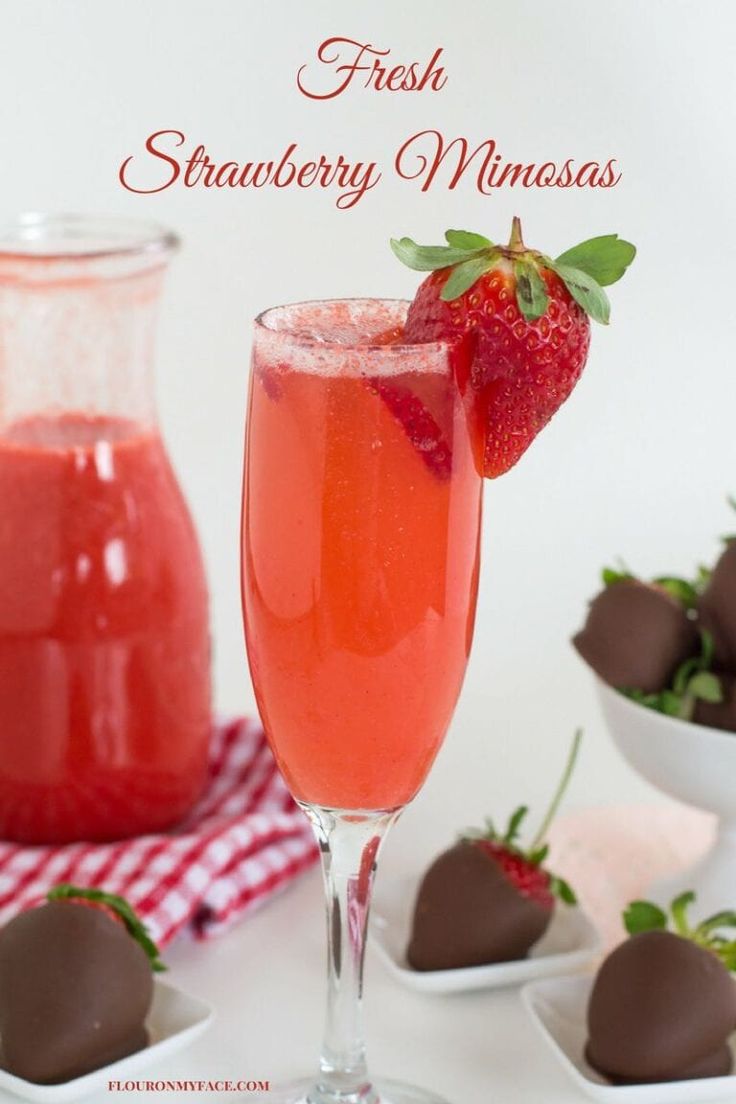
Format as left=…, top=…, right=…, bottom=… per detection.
left=253, top=297, right=461, bottom=354
left=0, top=212, right=179, bottom=263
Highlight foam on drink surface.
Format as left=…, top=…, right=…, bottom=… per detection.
left=253, top=299, right=452, bottom=378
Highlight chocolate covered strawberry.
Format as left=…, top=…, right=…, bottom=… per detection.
left=573, top=569, right=701, bottom=695
left=0, top=885, right=164, bottom=1084
left=391, top=220, right=635, bottom=477
left=698, top=539, right=736, bottom=670
left=408, top=731, right=580, bottom=970
left=587, top=893, right=736, bottom=1085
left=574, top=564, right=725, bottom=718
left=46, top=883, right=166, bottom=970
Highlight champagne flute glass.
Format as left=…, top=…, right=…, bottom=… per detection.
left=241, top=298, right=483, bottom=1104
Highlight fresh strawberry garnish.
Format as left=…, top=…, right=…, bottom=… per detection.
left=464, top=728, right=582, bottom=908
left=368, top=324, right=405, bottom=346
left=46, top=884, right=166, bottom=972
left=391, top=220, right=635, bottom=477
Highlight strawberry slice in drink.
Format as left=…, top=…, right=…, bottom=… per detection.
left=363, top=322, right=467, bottom=481
left=256, top=362, right=284, bottom=402
left=367, top=376, right=453, bottom=480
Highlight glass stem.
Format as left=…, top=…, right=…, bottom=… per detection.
left=303, top=805, right=400, bottom=1104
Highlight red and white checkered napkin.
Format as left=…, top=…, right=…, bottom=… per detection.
left=0, top=719, right=318, bottom=947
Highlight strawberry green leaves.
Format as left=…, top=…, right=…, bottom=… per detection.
left=549, top=263, right=611, bottom=325
left=389, top=229, right=494, bottom=270
left=653, top=576, right=701, bottom=610
left=514, top=257, right=549, bottom=322
left=671, top=891, right=698, bottom=937
left=554, top=234, right=637, bottom=288
left=389, top=237, right=489, bottom=272
left=391, top=219, right=635, bottom=325
left=549, top=875, right=577, bottom=906
left=622, top=629, right=723, bottom=721
left=444, top=229, right=493, bottom=250
left=387, top=228, right=496, bottom=301
left=624, top=892, right=736, bottom=971
left=602, top=565, right=635, bottom=587
left=624, top=900, right=668, bottom=935
left=547, top=234, right=636, bottom=324
left=603, top=563, right=704, bottom=610
left=503, top=804, right=530, bottom=847
left=528, top=843, right=550, bottom=866
left=440, top=254, right=495, bottom=301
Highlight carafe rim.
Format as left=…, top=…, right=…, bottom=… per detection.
left=0, top=212, right=179, bottom=264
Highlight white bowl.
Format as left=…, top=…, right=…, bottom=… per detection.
left=0, top=979, right=214, bottom=1103
left=522, top=975, right=736, bottom=1103
left=595, top=678, right=736, bottom=916
left=369, top=873, right=600, bottom=993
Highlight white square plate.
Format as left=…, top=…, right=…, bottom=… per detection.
left=369, top=873, right=600, bottom=993
left=522, top=975, right=736, bottom=1103
left=0, top=979, right=214, bottom=1103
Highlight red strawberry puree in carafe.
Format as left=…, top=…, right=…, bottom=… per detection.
left=0, top=216, right=211, bottom=843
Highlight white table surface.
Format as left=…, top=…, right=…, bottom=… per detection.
left=88, top=866, right=580, bottom=1104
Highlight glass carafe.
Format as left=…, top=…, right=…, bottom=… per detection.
left=0, top=214, right=211, bottom=844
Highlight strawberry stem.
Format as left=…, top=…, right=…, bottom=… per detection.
left=508, top=216, right=525, bottom=252
left=671, top=890, right=696, bottom=938
left=528, top=729, right=583, bottom=852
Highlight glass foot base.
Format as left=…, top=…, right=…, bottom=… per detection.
left=249, top=1076, right=450, bottom=1104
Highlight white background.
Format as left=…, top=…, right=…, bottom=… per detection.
left=1, top=3, right=735, bottom=1100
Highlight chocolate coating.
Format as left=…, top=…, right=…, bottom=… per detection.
left=573, top=579, right=699, bottom=694
left=407, top=841, right=550, bottom=971
left=0, top=901, right=153, bottom=1084
left=587, top=930, right=736, bottom=1084
left=588, top=1043, right=734, bottom=1086
left=699, top=543, right=736, bottom=670
left=694, top=674, right=736, bottom=732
